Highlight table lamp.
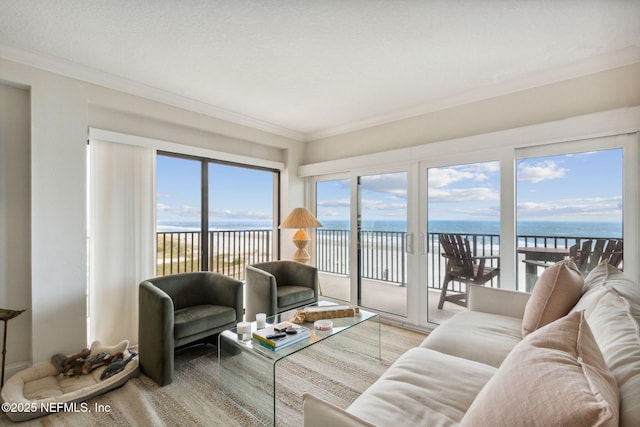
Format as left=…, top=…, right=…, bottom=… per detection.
left=279, top=207, right=322, bottom=264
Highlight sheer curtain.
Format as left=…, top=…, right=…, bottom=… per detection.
left=89, top=140, right=155, bottom=345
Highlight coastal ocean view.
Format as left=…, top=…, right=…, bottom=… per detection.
left=317, top=219, right=622, bottom=240
left=156, top=218, right=622, bottom=283
left=158, top=219, right=622, bottom=239
left=156, top=149, right=623, bottom=311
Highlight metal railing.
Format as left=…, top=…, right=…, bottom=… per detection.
left=316, top=229, right=407, bottom=285
left=157, top=229, right=621, bottom=289
left=316, top=230, right=622, bottom=291
left=316, top=229, right=350, bottom=275
left=360, top=230, right=406, bottom=285
left=316, top=229, right=498, bottom=289
left=156, top=229, right=272, bottom=280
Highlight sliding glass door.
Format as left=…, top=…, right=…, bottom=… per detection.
left=313, top=170, right=410, bottom=317
left=309, top=130, right=636, bottom=328
left=358, top=172, right=408, bottom=316
left=315, top=178, right=351, bottom=302
left=425, top=161, right=501, bottom=324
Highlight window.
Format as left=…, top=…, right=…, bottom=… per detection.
left=156, top=153, right=279, bottom=279
left=303, top=115, right=637, bottom=329
left=516, top=148, right=623, bottom=291
left=426, top=161, right=500, bottom=323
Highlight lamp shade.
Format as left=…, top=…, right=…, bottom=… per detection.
left=279, top=208, right=322, bottom=229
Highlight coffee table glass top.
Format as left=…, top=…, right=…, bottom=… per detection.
left=218, top=301, right=380, bottom=425
left=220, top=301, right=378, bottom=361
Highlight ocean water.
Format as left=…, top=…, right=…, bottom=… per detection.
left=159, top=219, right=622, bottom=239
left=321, top=219, right=622, bottom=239
left=158, top=220, right=274, bottom=231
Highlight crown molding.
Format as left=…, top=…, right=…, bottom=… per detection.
left=299, top=106, right=640, bottom=177
left=0, top=43, right=306, bottom=142
left=305, top=46, right=640, bottom=142
left=3, top=43, right=639, bottom=144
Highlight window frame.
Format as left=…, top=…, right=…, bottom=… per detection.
left=156, top=150, right=281, bottom=274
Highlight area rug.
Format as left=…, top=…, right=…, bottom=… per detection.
left=1, top=323, right=426, bottom=426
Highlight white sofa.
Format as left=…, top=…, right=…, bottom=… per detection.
left=303, top=261, right=640, bottom=427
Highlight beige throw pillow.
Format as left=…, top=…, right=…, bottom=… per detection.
left=461, top=311, right=619, bottom=427
left=585, top=287, right=640, bottom=426
left=522, top=259, right=583, bottom=337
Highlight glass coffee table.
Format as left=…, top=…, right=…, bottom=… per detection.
left=218, top=301, right=380, bottom=426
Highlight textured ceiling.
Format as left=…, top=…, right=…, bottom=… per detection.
left=1, top=0, right=639, bottom=141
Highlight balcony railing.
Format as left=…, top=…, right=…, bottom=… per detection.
left=316, top=229, right=407, bottom=285
left=157, top=229, right=621, bottom=290
left=156, top=230, right=271, bottom=280
left=316, top=230, right=621, bottom=291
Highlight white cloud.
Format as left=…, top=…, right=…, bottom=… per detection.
left=210, top=209, right=271, bottom=220
left=178, top=205, right=200, bottom=217
left=517, top=196, right=622, bottom=219
left=156, top=203, right=200, bottom=217
left=517, top=160, right=567, bottom=183
left=156, top=203, right=171, bottom=212
left=428, top=168, right=475, bottom=188
left=318, top=208, right=340, bottom=217
left=360, top=173, right=407, bottom=199
left=361, top=199, right=406, bottom=211
left=317, top=199, right=350, bottom=207
left=428, top=187, right=500, bottom=202
left=428, top=161, right=499, bottom=187
left=443, top=206, right=500, bottom=219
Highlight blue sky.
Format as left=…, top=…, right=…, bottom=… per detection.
left=157, top=148, right=623, bottom=229
left=316, top=149, right=623, bottom=224
left=428, top=148, right=623, bottom=222
left=316, top=174, right=409, bottom=224
left=156, top=156, right=274, bottom=228
left=515, top=149, right=622, bottom=222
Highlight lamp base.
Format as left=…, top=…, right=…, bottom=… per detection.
left=291, top=248, right=311, bottom=264
left=291, top=229, right=311, bottom=264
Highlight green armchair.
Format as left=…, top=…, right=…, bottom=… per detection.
left=245, top=260, right=319, bottom=322
left=139, top=272, right=243, bottom=386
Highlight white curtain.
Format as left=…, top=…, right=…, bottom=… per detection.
left=89, top=140, right=155, bottom=346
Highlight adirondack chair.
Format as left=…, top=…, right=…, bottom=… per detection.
left=520, top=238, right=623, bottom=291
left=570, top=238, right=623, bottom=275
left=438, top=233, right=500, bottom=309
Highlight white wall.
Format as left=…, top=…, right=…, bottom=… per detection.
left=0, top=83, right=32, bottom=374
left=0, top=58, right=303, bottom=370
left=304, top=63, right=640, bottom=164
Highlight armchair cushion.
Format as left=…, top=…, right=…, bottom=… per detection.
left=277, top=286, right=316, bottom=308
left=173, top=305, right=237, bottom=340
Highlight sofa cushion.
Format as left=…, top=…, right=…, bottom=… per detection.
left=173, top=305, right=236, bottom=339
left=521, top=259, right=583, bottom=337
left=461, top=311, right=618, bottom=427
left=303, top=393, right=375, bottom=427
left=348, top=347, right=496, bottom=427
left=421, top=311, right=522, bottom=368
left=585, top=286, right=640, bottom=427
